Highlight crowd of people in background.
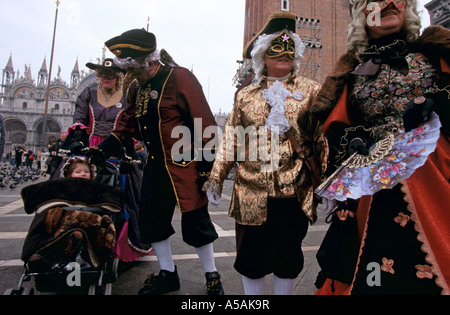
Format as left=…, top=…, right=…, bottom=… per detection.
left=1, top=137, right=148, bottom=175
left=4, top=146, right=39, bottom=170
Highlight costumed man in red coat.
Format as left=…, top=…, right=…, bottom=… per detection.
left=86, top=28, right=224, bottom=295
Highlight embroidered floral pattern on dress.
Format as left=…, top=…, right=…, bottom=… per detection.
left=381, top=258, right=395, bottom=274
left=394, top=212, right=410, bottom=227
left=351, top=53, right=439, bottom=136
left=415, top=265, right=434, bottom=279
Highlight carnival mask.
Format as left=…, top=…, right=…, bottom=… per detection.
left=265, top=32, right=296, bottom=59
left=363, top=0, right=406, bottom=15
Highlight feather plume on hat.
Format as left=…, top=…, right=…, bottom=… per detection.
left=160, top=49, right=178, bottom=67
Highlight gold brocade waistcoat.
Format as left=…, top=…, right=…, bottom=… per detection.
left=208, top=75, right=327, bottom=225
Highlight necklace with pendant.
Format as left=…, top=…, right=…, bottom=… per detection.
left=101, top=88, right=116, bottom=102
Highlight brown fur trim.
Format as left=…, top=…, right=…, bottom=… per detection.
left=21, top=177, right=124, bottom=214
left=411, top=26, right=450, bottom=69
left=310, top=51, right=359, bottom=123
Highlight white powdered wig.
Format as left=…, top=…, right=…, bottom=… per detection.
left=348, top=0, right=421, bottom=54
left=113, top=49, right=161, bottom=70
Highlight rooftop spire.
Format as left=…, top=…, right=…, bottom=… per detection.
left=40, top=56, right=48, bottom=73
left=5, top=54, right=14, bottom=70
left=72, top=58, right=79, bottom=72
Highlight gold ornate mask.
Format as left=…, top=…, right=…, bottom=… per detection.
left=265, top=32, right=296, bottom=59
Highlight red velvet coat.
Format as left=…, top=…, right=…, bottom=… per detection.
left=112, top=66, right=217, bottom=213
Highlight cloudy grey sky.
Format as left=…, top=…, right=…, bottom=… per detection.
left=0, top=0, right=431, bottom=114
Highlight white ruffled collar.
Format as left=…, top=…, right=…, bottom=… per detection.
left=262, top=80, right=292, bottom=135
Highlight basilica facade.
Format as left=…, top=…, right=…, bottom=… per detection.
left=0, top=55, right=96, bottom=154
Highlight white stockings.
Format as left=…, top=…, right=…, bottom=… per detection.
left=242, top=275, right=296, bottom=295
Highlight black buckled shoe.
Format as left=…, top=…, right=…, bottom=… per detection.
left=138, top=267, right=180, bottom=295
left=205, top=271, right=224, bottom=295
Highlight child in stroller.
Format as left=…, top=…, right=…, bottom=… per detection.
left=62, top=156, right=95, bottom=180
left=10, top=157, right=124, bottom=295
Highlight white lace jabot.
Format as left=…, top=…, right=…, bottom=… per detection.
left=262, top=80, right=292, bottom=134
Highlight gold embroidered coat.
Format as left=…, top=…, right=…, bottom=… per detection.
left=206, top=75, right=328, bottom=226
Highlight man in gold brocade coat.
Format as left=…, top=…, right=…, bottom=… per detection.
left=203, top=12, right=328, bottom=295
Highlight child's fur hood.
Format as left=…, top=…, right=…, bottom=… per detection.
left=21, top=177, right=124, bottom=214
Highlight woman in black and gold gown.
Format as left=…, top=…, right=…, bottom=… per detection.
left=312, top=0, right=450, bottom=295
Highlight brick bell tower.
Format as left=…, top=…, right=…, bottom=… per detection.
left=425, top=0, right=450, bottom=28
left=239, top=0, right=351, bottom=84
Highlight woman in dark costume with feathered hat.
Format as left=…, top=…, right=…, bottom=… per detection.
left=73, top=58, right=126, bottom=148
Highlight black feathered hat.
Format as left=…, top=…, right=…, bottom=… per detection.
left=85, top=58, right=125, bottom=73
left=243, top=11, right=298, bottom=59
left=105, top=28, right=157, bottom=59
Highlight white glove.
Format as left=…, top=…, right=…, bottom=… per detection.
left=206, top=185, right=221, bottom=206
left=322, top=197, right=337, bottom=215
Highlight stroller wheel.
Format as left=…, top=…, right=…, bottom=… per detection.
left=22, top=287, right=34, bottom=295
left=111, top=258, right=119, bottom=281
left=88, top=284, right=96, bottom=295
left=105, top=258, right=119, bottom=282
left=3, top=287, right=33, bottom=295
left=88, top=283, right=111, bottom=295
left=104, top=283, right=112, bottom=295
left=4, top=288, right=14, bottom=295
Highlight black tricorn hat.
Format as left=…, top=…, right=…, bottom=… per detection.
left=243, top=11, right=298, bottom=59
left=105, top=28, right=157, bottom=59
left=85, top=58, right=125, bottom=73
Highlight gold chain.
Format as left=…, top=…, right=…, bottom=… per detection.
left=427, top=85, right=450, bottom=100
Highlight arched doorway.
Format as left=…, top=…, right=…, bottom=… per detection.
left=35, top=119, right=62, bottom=148
left=5, top=119, right=27, bottom=153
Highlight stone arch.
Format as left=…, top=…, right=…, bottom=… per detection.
left=77, top=72, right=97, bottom=95
left=12, top=84, right=37, bottom=99
left=33, top=117, right=62, bottom=147
left=5, top=117, right=27, bottom=152
left=48, top=85, right=71, bottom=100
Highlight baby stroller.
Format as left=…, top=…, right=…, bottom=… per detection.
left=59, top=125, right=151, bottom=261
left=4, top=176, right=124, bottom=295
